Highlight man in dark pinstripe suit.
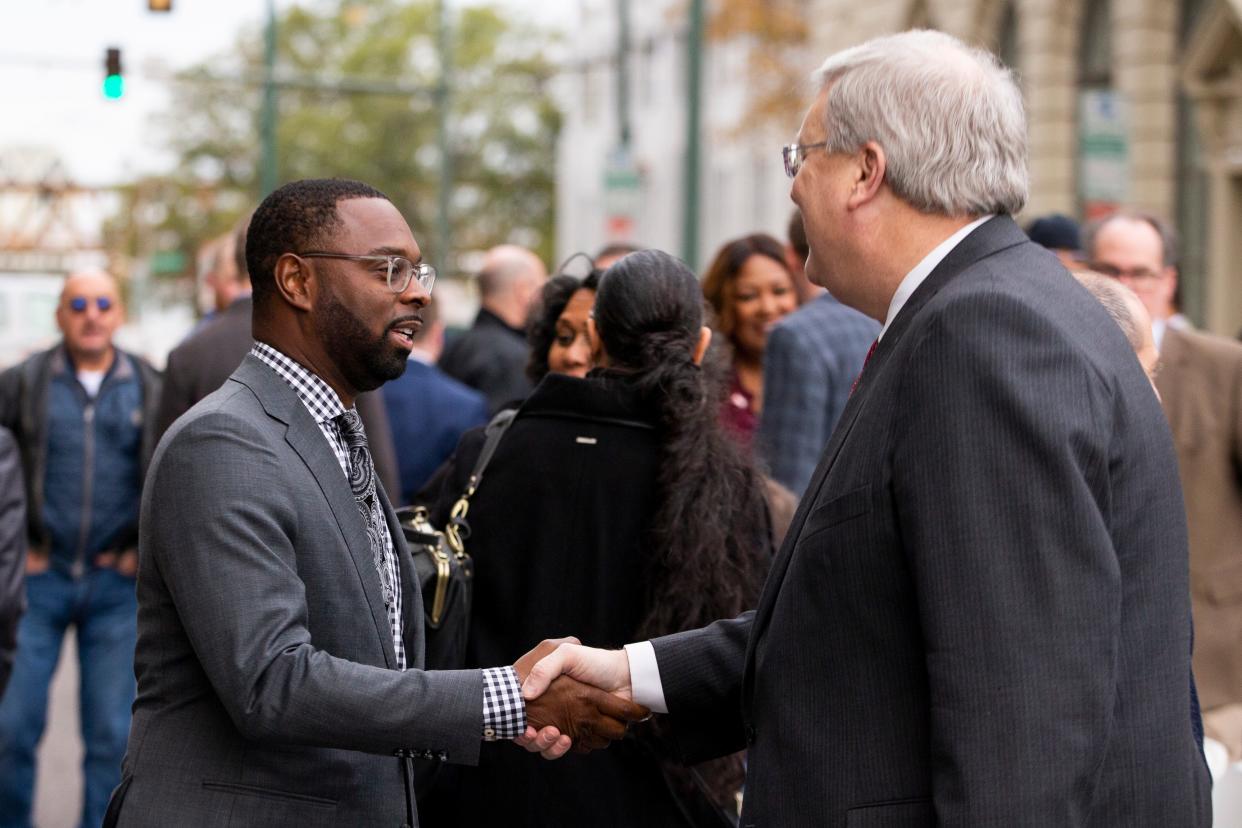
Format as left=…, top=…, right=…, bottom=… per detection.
left=524, top=30, right=1211, bottom=826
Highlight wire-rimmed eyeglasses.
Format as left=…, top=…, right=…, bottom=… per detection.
left=782, top=141, right=829, bottom=179
left=299, top=252, right=436, bottom=294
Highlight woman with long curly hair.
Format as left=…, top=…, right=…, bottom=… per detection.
left=418, top=249, right=773, bottom=827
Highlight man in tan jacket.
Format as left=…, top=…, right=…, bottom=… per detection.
left=1087, top=212, right=1242, bottom=757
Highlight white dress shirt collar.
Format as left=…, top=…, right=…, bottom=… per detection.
left=878, top=215, right=993, bottom=340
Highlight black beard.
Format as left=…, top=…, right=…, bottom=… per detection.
left=314, top=288, right=408, bottom=393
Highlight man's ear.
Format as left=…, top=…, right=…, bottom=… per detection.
left=273, top=253, right=314, bottom=312
left=692, top=326, right=712, bottom=366
left=846, top=141, right=886, bottom=211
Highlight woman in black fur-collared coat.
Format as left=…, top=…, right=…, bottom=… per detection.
left=417, top=250, right=774, bottom=827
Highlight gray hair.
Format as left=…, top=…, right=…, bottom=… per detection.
left=1072, top=270, right=1144, bottom=352
left=1082, top=211, right=1179, bottom=268
left=814, top=29, right=1029, bottom=216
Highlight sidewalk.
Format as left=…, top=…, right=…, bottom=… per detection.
left=32, top=637, right=83, bottom=828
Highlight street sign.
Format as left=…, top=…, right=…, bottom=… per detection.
left=603, top=146, right=641, bottom=239
left=1078, top=89, right=1129, bottom=220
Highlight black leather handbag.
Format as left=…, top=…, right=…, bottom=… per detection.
left=397, top=409, right=516, bottom=670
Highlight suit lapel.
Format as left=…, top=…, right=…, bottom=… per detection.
left=233, top=356, right=398, bottom=669
left=741, top=216, right=1031, bottom=711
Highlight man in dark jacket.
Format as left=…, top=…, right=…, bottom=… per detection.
left=525, top=30, right=1210, bottom=826
left=0, top=427, right=23, bottom=697
left=440, top=245, right=546, bottom=414
left=0, top=270, right=161, bottom=828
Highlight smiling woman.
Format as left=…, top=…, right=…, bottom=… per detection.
left=701, top=233, right=799, bottom=446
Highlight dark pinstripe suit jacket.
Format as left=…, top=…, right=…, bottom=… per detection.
left=651, top=217, right=1211, bottom=826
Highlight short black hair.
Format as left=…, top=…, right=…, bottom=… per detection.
left=246, top=178, right=391, bottom=306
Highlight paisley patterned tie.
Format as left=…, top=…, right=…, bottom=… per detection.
left=335, top=408, right=397, bottom=612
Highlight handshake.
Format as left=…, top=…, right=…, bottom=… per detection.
left=510, top=637, right=645, bottom=759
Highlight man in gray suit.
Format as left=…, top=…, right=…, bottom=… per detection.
left=525, top=31, right=1210, bottom=825
left=107, top=179, right=644, bottom=827
left=154, top=213, right=403, bottom=496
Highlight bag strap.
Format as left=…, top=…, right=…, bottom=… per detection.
left=446, top=408, right=516, bottom=556
left=462, top=408, right=517, bottom=499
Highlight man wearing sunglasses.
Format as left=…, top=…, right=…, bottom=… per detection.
left=0, top=270, right=162, bottom=827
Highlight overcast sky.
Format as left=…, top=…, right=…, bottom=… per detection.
left=2, top=0, right=575, bottom=187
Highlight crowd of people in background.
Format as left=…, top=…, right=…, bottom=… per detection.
left=0, top=30, right=1240, bottom=825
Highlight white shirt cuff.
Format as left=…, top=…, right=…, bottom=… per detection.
left=623, top=641, right=668, bottom=714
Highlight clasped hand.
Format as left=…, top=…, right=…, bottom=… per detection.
left=511, top=638, right=645, bottom=760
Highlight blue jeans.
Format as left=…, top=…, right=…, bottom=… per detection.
left=0, top=568, right=137, bottom=828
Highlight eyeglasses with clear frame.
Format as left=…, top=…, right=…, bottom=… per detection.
left=782, top=141, right=829, bottom=179
left=299, top=252, right=436, bottom=294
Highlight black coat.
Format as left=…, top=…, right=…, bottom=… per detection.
left=438, top=308, right=532, bottom=415
left=418, top=373, right=729, bottom=827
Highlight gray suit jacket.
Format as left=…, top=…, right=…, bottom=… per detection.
left=113, top=355, right=483, bottom=827
left=652, top=217, right=1211, bottom=826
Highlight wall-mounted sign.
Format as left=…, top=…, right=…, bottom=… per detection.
left=1078, top=89, right=1130, bottom=220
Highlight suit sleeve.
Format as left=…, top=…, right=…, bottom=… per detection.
left=0, top=429, right=24, bottom=694
left=145, top=408, right=485, bottom=763
left=650, top=612, right=754, bottom=763
left=758, top=324, right=830, bottom=496
left=891, top=293, right=1118, bottom=822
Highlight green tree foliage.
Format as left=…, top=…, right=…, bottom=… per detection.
left=118, top=0, right=560, bottom=280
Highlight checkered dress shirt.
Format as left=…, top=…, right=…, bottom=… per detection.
left=251, top=343, right=405, bottom=670
left=249, top=344, right=524, bottom=736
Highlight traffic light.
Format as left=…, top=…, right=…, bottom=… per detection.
left=103, top=47, right=123, bottom=100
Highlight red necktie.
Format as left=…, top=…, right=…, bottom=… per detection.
left=850, top=339, right=878, bottom=397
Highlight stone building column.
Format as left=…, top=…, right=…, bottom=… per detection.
left=1112, top=0, right=1180, bottom=219
left=1017, top=0, right=1081, bottom=217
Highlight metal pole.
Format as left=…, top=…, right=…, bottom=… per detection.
left=435, top=0, right=454, bottom=276
left=617, top=0, right=632, bottom=149
left=259, top=0, right=279, bottom=197
left=681, top=0, right=703, bottom=270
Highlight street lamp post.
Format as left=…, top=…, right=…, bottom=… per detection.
left=259, top=0, right=279, bottom=197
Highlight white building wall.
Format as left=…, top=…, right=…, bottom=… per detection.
left=554, top=0, right=797, bottom=272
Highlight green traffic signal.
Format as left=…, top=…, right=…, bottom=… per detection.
left=103, top=47, right=123, bottom=100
